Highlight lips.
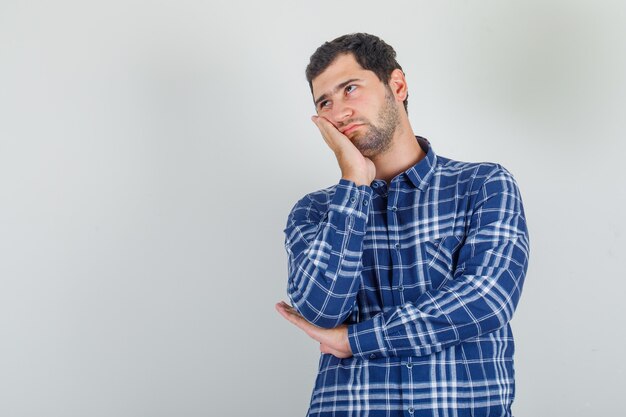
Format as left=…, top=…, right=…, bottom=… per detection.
left=340, top=124, right=362, bottom=135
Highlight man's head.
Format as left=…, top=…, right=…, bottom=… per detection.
left=306, top=33, right=409, bottom=157
left=306, top=33, right=408, bottom=112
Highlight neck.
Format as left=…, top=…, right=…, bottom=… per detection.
left=370, top=118, right=424, bottom=184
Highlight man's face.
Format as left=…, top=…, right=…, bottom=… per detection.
left=311, top=53, right=399, bottom=157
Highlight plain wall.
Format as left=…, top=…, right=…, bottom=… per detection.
left=1, top=0, right=625, bottom=415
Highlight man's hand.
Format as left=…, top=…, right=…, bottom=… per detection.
left=275, top=301, right=353, bottom=359
left=312, top=116, right=376, bottom=187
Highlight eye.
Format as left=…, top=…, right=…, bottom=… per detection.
left=345, top=85, right=357, bottom=94
left=319, top=100, right=331, bottom=110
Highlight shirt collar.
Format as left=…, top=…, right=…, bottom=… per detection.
left=402, top=136, right=437, bottom=190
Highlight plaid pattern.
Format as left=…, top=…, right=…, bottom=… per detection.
left=284, top=137, right=529, bottom=417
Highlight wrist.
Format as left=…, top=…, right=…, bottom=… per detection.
left=343, top=327, right=352, bottom=355
left=341, top=175, right=370, bottom=187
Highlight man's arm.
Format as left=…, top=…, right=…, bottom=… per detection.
left=283, top=116, right=375, bottom=329
left=284, top=179, right=372, bottom=328
left=275, top=301, right=352, bottom=358
left=347, top=165, right=529, bottom=359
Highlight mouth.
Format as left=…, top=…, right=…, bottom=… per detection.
left=340, top=124, right=363, bottom=136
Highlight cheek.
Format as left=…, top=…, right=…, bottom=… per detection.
left=360, top=93, right=384, bottom=113
left=362, top=103, right=382, bottom=122
left=349, top=97, right=370, bottom=117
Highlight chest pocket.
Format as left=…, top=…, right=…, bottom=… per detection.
left=423, top=234, right=465, bottom=290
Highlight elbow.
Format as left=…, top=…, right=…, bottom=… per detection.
left=302, top=307, right=351, bottom=329
left=479, top=261, right=528, bottom=331
left=286, top=253, right=360, bottom=328
left=287, top=290, right=353, bottom=329
left=479, top=285, right=521, bottom=334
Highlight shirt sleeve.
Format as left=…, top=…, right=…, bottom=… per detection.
left=284, top=179, right=373, bottom=328
left=348, top=166, right=530, bottom=359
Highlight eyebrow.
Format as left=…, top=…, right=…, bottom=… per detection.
left=314, top=78, right=363, bottom=107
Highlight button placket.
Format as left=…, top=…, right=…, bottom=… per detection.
left=387, top=189, right=403, bottom=306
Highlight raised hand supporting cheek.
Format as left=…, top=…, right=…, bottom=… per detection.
left=311, top=115, right=376, bottom=187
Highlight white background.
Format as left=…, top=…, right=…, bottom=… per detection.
left=1, top=1, right=625, bottom=415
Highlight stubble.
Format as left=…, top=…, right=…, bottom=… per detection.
left=350, top=88, right=399, bottom=158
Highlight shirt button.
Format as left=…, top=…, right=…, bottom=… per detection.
left=349, top=196, right=356, bottom=203
left=394, top=243, right=400, bottom=249
left=372, top=183, right=379, bottom=188
left=406, top=362, right=413, bottom=369
left=369, top=353, right=376, bottom=359
left=398, top=285, right=404, bottom=291
left=408, top=407, right=414, bottom=414
left=391, top=206, right=397, bottom=212
left=363, top=200, right=369, bottom=206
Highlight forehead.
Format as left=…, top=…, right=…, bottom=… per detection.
left=311, top=53, right=378, bottom=98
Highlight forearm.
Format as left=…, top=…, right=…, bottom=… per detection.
left=348, top=236, right=528, bottom=359
left=285, top=179, right=373, bottom=328
left=348, top=166, right=530, bottom=359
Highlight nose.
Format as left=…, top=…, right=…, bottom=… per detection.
left=329, top=100, right=352, bottom=126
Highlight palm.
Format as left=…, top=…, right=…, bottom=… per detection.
left=312, top=116, right=376, bottom=186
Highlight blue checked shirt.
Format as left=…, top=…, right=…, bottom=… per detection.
left=283, top=137, right=529, bottom=417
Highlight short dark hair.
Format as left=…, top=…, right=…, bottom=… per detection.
left=305, top=33, right=408, bottom=112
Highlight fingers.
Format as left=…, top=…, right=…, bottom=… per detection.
left=275, top=300, right=298, bottom=317
left=311, top=116, right=350, bottom=153
left=311, top=116, right=375, bottom=186
left=275, top=301, right=321, bottom=341
left=275, top=301, right=299, bottom=323
left=311, top=116, right=333, bottom=149
left=319, top=342, right=350, bottom=359
left=276, top=301, right=352, bottom=359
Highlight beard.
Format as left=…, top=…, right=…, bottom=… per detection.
left=347, top=88, right=399, bottom=157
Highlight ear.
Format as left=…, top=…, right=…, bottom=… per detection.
left=388, top=69, right=408, bottom=103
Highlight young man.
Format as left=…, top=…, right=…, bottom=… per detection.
left=276, top=33, right=529, bottom=417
